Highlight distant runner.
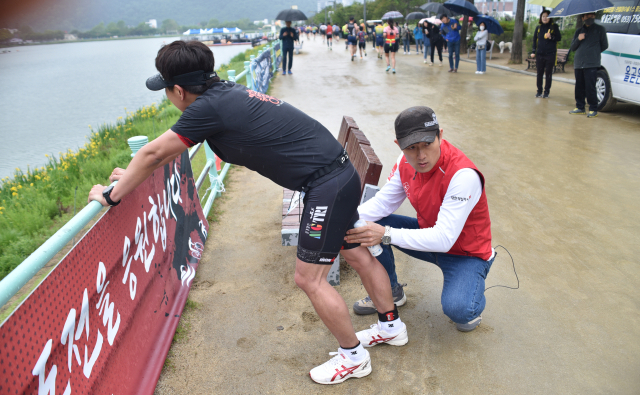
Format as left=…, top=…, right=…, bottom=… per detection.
left=383, top=19, right=399, bottom=73
left=357, top=26, right=367, bottom=59
left=375, top=21, right=385, bottom=59
left=326, top=24, right=333, bottom=49
left=347, top=17, right=358, bottom=61
left=89, top=40, right=407, bottom=385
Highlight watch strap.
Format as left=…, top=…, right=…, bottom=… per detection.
left=103, top=186, right=121, bottom=206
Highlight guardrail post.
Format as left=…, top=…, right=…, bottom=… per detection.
left=244, top=61, right=252, bottom=90
left=258, top=50, right=263, bottom=57
left=227, top=69, right=236, bottom=82
left=203, top=142, right=222, bottom=198
left=271, top=44, right=276, bottom=74
left=250, top=54, right=255, bottom=61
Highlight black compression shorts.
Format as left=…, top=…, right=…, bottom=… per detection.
left=297, top=163, right=361, bottom=264
left=358, top=42, right=366, bottom=49
left=384, top=42, right=398, bottom=53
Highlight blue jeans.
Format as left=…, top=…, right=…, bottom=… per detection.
left=447, top=40, right=460, bottom=70
left=403, top=38, right=411, bottom=53
left=415, top=38, right=423, bottom=52
left=375, top=215, right=495, bottom=324
left=423, top=41, right=431, bottom=60
left=476, top=47, right=486, bottom=72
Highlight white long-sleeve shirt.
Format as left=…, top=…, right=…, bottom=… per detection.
left=358, top=155, right=486, bottom=255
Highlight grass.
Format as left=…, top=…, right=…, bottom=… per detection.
left=163, top=298, right=201, bottom=371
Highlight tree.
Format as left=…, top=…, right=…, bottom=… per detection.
left=0, top=29, right=12, bottom=41
left=161, top=19, right=180, bottom=33
left=510, top=0, right=527, bottom=63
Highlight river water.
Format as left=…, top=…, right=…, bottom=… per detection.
left=0, top=37, right=248, bottom=179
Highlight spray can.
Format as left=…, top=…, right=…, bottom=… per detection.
left=354, top=219, right=383, bottom=257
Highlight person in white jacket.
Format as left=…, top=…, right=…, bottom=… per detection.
left=344, top=106, right=495, bottom=332
left=474, top=22, right=489, bottom=74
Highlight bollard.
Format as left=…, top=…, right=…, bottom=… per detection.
left=227, top=69, right=236, bottom=82
left=250, top=54, right=255, bottom=61
left=244, top=61, right=252, bottom=90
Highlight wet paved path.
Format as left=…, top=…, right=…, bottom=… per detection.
left=156, top=38, right=640, bottom=394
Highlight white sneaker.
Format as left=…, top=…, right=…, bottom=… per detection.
left=424, top=60, right=427, bottom=63
left=309, top=349, right=372, bottom=384
left=475, top=71, right=480, bottom=74
left=356, top=322, right=409, bottom=348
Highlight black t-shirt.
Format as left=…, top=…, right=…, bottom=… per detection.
left=171, top=81, right=345, bottom=191
left=347, top=23, right=356, bottom=36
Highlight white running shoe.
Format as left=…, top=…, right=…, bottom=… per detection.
left=309, top=349, right=372, bottom=384
left=356, top=322, right=408, bottom=348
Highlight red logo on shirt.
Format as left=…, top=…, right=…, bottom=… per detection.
left=247, top=89, right=282, bottom=105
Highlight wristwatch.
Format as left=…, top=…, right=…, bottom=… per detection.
left=381, top=226, right=392, bottom=245
left=102, top=185, right=121, bottom=206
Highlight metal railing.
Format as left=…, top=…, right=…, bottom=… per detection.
left=226, top=41, right=281, bottom=89
left=0, top=41, right=282, bottom=309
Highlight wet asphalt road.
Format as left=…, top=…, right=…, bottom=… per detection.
left=157, top=38, right=640, bottom=394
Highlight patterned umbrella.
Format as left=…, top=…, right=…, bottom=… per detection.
left=550, top=0, right=614, bottom=17
left=382, top=11, right=404, bottom=20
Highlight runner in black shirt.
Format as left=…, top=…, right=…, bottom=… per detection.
left=87, top=40, right=405, bottom=384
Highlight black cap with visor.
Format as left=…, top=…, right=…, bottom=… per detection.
left=146, top=70, right=218, bottom=91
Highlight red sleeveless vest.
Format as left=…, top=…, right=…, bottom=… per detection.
left=397, top=140, right=492, bottom=260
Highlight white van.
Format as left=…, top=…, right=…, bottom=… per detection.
left=597, top=0, right=640, bottom=111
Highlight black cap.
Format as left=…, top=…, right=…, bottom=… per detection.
left=394, top=106, right=440, bottom=150
left=146, top=70, right=218, bottom=91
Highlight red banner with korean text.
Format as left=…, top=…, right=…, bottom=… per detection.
left=0, top=151, right=209, bottom=394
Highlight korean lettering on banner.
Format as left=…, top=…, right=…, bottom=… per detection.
left=0, top=151, right=208, bottom=395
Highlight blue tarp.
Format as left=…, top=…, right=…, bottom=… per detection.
left=183, top=28, right=242, bottom=35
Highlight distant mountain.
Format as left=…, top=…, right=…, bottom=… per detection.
left=0, top=0, right=318, bottom=31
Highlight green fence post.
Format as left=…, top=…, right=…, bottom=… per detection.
left=227, top=69, right=236, bottom=82
left=203, top=142, right=222, bottom=198
left=244, top=61, right=252, bottom=90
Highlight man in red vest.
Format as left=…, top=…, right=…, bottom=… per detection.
left=344, top=106, right=495, bottom=332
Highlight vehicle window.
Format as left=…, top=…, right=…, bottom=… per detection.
left=600, top=0, right=640, bottom=34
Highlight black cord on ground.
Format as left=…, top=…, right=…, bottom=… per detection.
left=485, top=245, right=519, bottom=291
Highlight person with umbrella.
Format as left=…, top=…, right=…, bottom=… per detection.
left=279, top=21, right=299, bottom=75
left=531, top=10, right=562, bottom=98
left=440, top=14, right=462, bottom=72
left=419, top=20, right=432, bottom=63
left=474, top=21, right=489, bottom=74
left=426, top=18, right=444, bottom=66
left=569, top=12, right=608, bottom=118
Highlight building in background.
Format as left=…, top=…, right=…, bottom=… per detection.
left=474, top=1, right=542, bottom=20
left=145, top=19, right=157, bottom=29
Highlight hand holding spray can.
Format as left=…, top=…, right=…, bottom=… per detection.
left=354, top=219, right=383, bottom=257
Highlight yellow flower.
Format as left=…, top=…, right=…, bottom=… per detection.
left=15, top=167, right=20, bottom=171
left=17, top=185, right=22, bottom=189
left=30, top=183, right=34, bottom=187
left=12, top=192, right=17, bottom=196
left=35, top=175, right=41, bottom=180
left=10, top=187, right=17, bottom=192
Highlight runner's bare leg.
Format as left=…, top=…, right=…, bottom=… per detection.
left=341, top=247, right=394, bottom=312
left=295, top=259, right=359, bottom=348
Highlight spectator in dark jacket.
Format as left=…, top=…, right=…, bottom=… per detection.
left=532, top=10, right=561, bottom=98
left=569, top=13, right=608, bottom=117
left=279, top=21, right=299, bottom=75
left=427, top=22, right=444, bottom=66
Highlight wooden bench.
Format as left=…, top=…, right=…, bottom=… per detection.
left=281, top=116, right=383, bottom=285
left=525, top=51, right=536, bottom=70
left=554, top=49, right=570, bottom=73
left=526, top=49, right=570, bottom=73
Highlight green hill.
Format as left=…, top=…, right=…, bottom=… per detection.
left=0, top=0, right=318, bottom=31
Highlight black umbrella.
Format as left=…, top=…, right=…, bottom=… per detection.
left=275, top=9, right=308, bottom=21
left=443, top=0, right=479, bottom=17
left=420, top=2, right=456, bottom=17
left=406, top=11, right=428, bottom=20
